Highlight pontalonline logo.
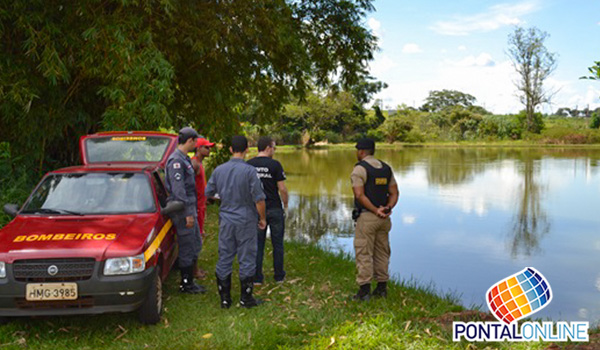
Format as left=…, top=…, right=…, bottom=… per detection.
left=453, top=267, right=589, bottom=342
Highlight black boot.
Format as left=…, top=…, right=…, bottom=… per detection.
left=216, top=273, right=232, bottom=309
left=353, top=283, right=371, bottom=301
left=179, top=266, right=207, bottom=294
left=372, top=282, right=387, bottom=298
left=239, top=277, right=263, bottom=308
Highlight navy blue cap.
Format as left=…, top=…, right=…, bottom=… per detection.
left=355, top=138, right=375, bottom=150
left=178, top=127, right=199, bottom=143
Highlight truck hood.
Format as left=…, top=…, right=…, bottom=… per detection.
left=0, top=214, right=157, bottom=263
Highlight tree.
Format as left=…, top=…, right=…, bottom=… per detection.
left=582, top=61, right=600, bottom=81
left=420, top=89, right=477, bottom=112
left=0, top=0, right=377, bottom=172
left=508, top=26, right=557, bottom=133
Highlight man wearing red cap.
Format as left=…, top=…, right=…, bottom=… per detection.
left=191, top=136, right=215, bottom=279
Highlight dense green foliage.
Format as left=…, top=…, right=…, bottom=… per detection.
left=591, top=113, right=600, bottom=129
left=420, top=89, right=478, bottom=113
left=0, top=0, right=377, bottom=173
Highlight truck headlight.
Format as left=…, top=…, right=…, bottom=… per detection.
left=0, top=262, right=5, bottom=278
left=103, top=254, right=145, bottom=275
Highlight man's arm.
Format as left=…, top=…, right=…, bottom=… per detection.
left=256, top=200, right=267, bottom=230
left=386, top=183, right=399, bottom=210
left=277, top=181, right=289, bottom=210
left=205, top=170, right=218, bottom=204
left=352, top=185, right=381, bottom=216
left=167, top=160, right=195, bottom=217
left=191, top=157, right=200, bottom=175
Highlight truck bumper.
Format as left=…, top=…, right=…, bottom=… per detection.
left=0, top=263, right=156, bottom=317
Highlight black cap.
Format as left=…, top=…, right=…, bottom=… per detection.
left=355, top=138, right=375, bottom=150
left=178, top=127, right=199, bottom=144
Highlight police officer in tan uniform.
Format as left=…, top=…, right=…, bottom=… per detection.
left=350, top=138, right=399, bottom=301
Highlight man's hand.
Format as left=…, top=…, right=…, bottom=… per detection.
left=258, top=218, right=267, bottom=230
left=186, top=216, right=194, bottom=228
left=376, top=206, right=391, bottom=219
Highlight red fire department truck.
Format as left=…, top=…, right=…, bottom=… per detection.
left=0, top=131, right=182, bottom=324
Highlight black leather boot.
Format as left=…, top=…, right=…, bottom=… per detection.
left=216, top=273, right=232, bottom=309
left=239, top=277, right=263, bottom=308
left=179, top=266, right=207, bottom=294
left=372, top=281, right=387, bottom=298
left=353, top=283, right=371, bottom=301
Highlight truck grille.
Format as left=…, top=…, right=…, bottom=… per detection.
left=12, top=258, right=96, bottom=282
left=15, top=297, right=94, bottom=310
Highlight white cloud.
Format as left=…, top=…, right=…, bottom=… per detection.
left=372, top=55, right=521, bottom=113
left=368, top=17, right=383, bottom=45
left=542, top=78, right=600, bottom=112
left=447, top=53, right=496, bottom=67
left=458, top=45, right=467, bottom=51
left=369, top=54, right=397, bottom=77
left=430, top=1, right=539, bottom=36
left=402, top=43, right=422, bottom=54
left=437, top=58, right=520, bottom=113
left=402, top=214, right=416, bottom=225
left=368, top=17, right=381, bottom=32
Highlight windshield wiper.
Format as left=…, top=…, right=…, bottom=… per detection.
left=22, top=208, right=85, bottom=216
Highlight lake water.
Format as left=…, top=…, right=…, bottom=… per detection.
left=275, top=147, right=600, bottom=324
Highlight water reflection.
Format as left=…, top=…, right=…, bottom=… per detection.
left=286, top=195, right=354, bottom=242
left=510, top=156, right=550, bottom=257
left=277, top=147, right=600, bottom=323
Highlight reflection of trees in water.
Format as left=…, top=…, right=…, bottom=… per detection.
left=426, top=148, right=481, bottom=185
left=286, top=194, right=354, bottom=242
left=279, top=147, right=600, bottom=251
left=509, top=153, right=550, bottom=257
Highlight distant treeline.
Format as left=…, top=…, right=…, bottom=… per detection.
left=242, top=89, right=600, bottom=146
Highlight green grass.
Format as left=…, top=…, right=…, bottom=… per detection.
left=0, top=207, right=591, bottom=349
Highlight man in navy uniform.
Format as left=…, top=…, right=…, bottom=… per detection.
left=165, top=127, right=206, bottom=294
left=205, top=135, right=267, bottom=308
left=247, top=136, right=288, bottom=284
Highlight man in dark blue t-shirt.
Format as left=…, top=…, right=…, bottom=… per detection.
left=247, top=136, right=288, bottom=284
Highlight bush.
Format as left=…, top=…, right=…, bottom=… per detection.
left=324, top=131, right=343, bottom=144
left=590, top=113, right=600, bottom=129
left=404, top=130, right=426, bottom=143
left=280, top=130, right=302, bottom=145
left=365, top=129, right=384, bottom=142
left=517, top=111, right=544, bottom=134
left=478, top=115, right=523, bottom=140
left=378, top=115, right=413, bottom=143
left=0, top=142, right=36, bottom=227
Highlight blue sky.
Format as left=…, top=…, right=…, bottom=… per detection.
left=367, top=0, right=600, bottom=114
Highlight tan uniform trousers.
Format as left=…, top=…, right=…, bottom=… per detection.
left=354, top=211, right=392, bottom=286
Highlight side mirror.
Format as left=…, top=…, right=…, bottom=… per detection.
left=160, top=201, right=184, bottom=216
left=3, top=204, right=19, bottom=217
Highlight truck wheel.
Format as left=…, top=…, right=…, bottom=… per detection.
left=138, top=267, right=163, bottom=325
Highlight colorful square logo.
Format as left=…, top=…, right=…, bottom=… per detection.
left=486, top=267, right=552, bottom=324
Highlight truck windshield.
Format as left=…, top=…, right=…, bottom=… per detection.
left=85, top=136, right=171, bottom=163
left=21, top=173, right=156, bottom=215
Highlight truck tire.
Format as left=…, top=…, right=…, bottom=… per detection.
left=138, top=267, right=163, bottom=325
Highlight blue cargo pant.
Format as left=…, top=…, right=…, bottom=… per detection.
left=216, top=221, right=257, bottom=280
left=173, top=213, right=202, bottom=268
left=254, top=207, right=286, bottom=283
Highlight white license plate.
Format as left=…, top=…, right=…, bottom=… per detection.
left=26, top=283, right=78, bottom=301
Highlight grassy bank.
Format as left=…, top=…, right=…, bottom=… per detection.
left=0, top=207, right=593, bottom=349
